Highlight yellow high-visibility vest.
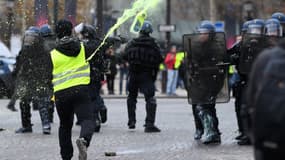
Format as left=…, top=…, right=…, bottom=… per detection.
left=174, top=52, right=185, bottom=69
left=51, top=44, right=90, bottom=93
left=130, top=11, right=147, bottom=34
left=159, top=63, right=165, bottom=70
left=229, top=65, right=234, bottom=74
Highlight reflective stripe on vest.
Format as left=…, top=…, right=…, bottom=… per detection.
left=174, top=52, right=185, bottom=69
left=51, top=43, right=90, bottom=92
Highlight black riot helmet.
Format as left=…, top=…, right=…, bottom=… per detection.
left=23, top=26, right=40, bottom=46
left=139, top=21, right=153, bottom=35
left=81, top=24, right=97, bottom=40
left=264, top=19, right=282, bottom=37
left=247, top=19, right=265, bottom=35
left=271, top=12, right=285, bottom=36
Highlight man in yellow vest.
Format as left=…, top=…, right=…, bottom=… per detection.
left=51, top=19, right=95, bottom=160
left=175, top=51, right=185, bottom=88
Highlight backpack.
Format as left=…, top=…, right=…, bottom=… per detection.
left=252, top=50, right=285, bottom=150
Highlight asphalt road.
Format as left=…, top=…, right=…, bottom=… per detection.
left=0, top=98, right=254, bottom=160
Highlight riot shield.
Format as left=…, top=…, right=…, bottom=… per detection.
left=239, top=33, right=265, bottom=75
left=183, top=32, right=230, bottom=105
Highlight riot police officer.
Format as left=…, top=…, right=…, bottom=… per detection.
left=74, top=23, right=109, bottom=132
left=14, top=26, right=52, bottom=134
left=229, top=19, right=265, bottom=145
left=39, top=24, right=57, bottom=123
left=246, top=37, right=285, bottom=160
left=191, top=21, right=217, bottom=140
left=123, top=21, right=163, bottom=132
left=184, top=20, right=230, bottom=144
left=228, top=20, right=251, bottom=144
left=264, top=19, right=283, bottom=48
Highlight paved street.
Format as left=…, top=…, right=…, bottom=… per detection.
left=0, top=98, right=253, bottom=160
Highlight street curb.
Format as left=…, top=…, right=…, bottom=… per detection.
left=101, top=95, right=188, bottom=99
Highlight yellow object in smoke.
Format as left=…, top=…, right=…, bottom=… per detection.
left=130, top=11, right=147, bottom=34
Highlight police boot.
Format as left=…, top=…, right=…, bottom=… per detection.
left=199, top=110, right=220, bottom=144
left=127, top=98, right=136, bottom=129
left=144, top=101, right=161, bottom=133
left=48, top=101, right=55, bottom=123
left=7, top=104, right=17, bottom=112
left=192, top=105, right=204, bottom=140
left=235, top=132, right=244, bottom=140
left=100, top=107, right=107, bottom=124
left=15, top=101, right=32, bottom=133
left=237, top=135, right=251, bottom=145
left=7, top=98, right=17, bottom=112
left=38, top=99, right=51, bottom=135
left=94, top=111, right=101, bottom=133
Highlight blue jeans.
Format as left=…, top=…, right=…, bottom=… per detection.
left=166, top=69, right=178, bottom=95
left=119, top=68, right=128, bottom=95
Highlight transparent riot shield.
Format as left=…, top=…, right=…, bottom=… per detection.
left=239, top=33, right=265, bottom=75
left=183, top=32, right=230, bottom=105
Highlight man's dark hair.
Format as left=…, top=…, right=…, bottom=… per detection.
left=55, top=19, right=73, bottom=39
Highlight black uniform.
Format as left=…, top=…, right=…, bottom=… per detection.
left=83, top=36, right=109, bottom=132
left=42, top=35, right=57, bottom=123
left=228, top=40, right=251, bottom=145
left=191, top=39, right=223, bottom=144
left=105, top=51, right=117, bottom=95
left=123, top=33, right=163, bottom=132
left=246, top=40, right=285, bottom=159
left=14, top=36, right=52, bottom=134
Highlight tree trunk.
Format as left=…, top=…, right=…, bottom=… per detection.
left=65, top=0, right=77, bottom=26
left=35, top=0, right=48, bottom=27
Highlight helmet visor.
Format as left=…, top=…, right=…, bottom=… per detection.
left=265, top=24, right=282, bottom=37
left=23, top=32, right=39, bottom=46
left=197, top=28, right=211, bottom=34
left=247, top=25, right=263, bottom=35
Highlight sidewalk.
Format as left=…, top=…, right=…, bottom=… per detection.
left=100, top=76, right=187, bottom=99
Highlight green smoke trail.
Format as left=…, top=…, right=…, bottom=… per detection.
left=86, top=0, right=161, bottom=62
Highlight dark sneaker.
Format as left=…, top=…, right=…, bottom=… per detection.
left=237, top=136, right=251, bottom=145
left=7, top=105, right=17, bottom=112
left=100, top=108, right=107, bottom=124
left=76, top=138, right=87, bottom=160
left=94, top=119, right=101, bottom=133
left=202, top=134, right=221, bottom=144
left=144, top=125, right=161, bottom=133
left=128, top=121, right=136, bottom=129
left=194, top=129, right=203, bottom=140
left=94, top=125, right=101, bottom=133
left=15, top=127, right=32, bottom=133
left=32, top=105, right=38, bottom=111
left=75, top=121, right=81, bottom=126
left=235, top=133, right=244, bottom=140
left=43, top=125, right=51, bottom=135
left=48, top=114, right=54, bottom=123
